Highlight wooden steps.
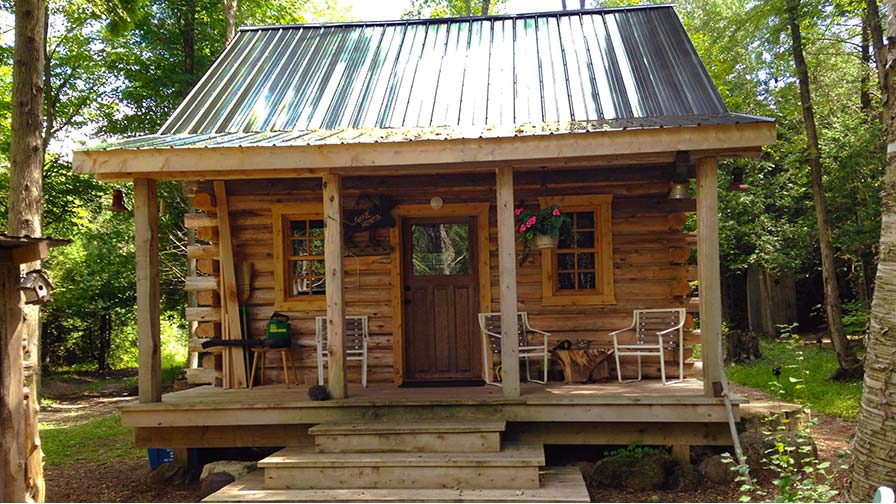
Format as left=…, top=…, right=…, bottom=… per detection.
left=261, top=443, right=543, bottom=490
left=204, top=466, right=591, bottom=502
left=309, top=420, right=505, bottom=453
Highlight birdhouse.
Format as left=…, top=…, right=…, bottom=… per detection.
left=18, top=269, right=54, bottom=305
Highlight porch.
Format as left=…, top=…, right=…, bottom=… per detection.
left=124, top=379, right=744, bottom=449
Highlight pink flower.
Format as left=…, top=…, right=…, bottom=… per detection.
left=519, top=224, right=527, bottom=233
left=552, top=208, right=561, bottom=217
left=514, top=208, right=523, bottom=216
left=526, top=216, right=537, bottom=227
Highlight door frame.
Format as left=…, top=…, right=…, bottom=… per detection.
left=390, top=203, right=492, bottom=385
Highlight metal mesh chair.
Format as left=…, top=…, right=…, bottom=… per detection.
left=315, top=316, right=369, bottom=388
left=479, top=312, right=549, bottom=386
left=610, top=308, right=685, bottom=385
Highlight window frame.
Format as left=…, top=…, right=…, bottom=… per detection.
left=272, top=203, right=327, bottom=311
left=538, top=194, right=615, bottom=306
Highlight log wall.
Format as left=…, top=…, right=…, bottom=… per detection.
left=185, top=167, right=698, bottom=385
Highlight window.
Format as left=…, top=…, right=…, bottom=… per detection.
left=410, top=223, right=471, bottom=276
left=539, top=195, right=614, bottom=305
left=273, top=205, right=326, bottom=310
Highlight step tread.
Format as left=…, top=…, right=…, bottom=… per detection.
left=204, top=466, right=590, bottom=503
left=259, top=442, right=544, bottom=468
left=310, top=421, right=506, bottom=436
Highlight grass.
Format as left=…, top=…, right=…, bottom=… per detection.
left=725, top=338, right=863, bottom=420
left=40, top=413, right=143, bottom=466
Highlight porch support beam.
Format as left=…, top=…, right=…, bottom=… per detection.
left=496, top=167, right=521, bottom=398
left=135, top=178, right=162, bottom=403
left=323, top=173, right=347, bottom=399
left=696, top=158, right=724, bottom=397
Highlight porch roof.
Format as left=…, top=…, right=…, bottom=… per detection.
left=72, top=5, right=775, bottom=180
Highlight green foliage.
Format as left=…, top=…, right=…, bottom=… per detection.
left=723, top=411, right=845, bottom=502
left=403, top=0, right=508, bottom=18
left=841, top=300, right=870, bottom=335
left=40, top=413, right=143, bottom=466
left=725, top=332, right=862, bottom=419
left=605, top=442, right=666, bottom=460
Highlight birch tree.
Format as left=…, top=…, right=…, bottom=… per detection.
left=849, top=0, right=896, bottom=498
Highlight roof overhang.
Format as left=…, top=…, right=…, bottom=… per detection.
left=73, top=121, right=776, bottom=182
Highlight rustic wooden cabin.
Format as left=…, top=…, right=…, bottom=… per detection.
left=73, top=5, right=775, bottom=501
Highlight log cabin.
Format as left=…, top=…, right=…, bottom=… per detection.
left=73, top=5, right=776, bottom=501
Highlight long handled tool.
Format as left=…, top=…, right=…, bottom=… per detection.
left=236, top=262, right=254, bottom=344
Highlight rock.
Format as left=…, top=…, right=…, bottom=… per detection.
left=200, top=460, right=257, bottom=481
left=698, top=455, right=735, bottom=485
left=739, top=431, right=767, bottom=471
left=668, top=463, right=702, bottom=491
left=738, top=430, right=819, bottom=472
left=200, top=472, right=236, bottom=499
left=590, top=453, right=670, bottom=491
left=308, top=384, right=331, bottom=401
left=148, top=462, right=184, bottom=485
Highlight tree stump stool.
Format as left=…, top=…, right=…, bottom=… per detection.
left=553, top=349, right=614, bottom=384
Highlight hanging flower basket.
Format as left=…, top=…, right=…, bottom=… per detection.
left=534, top=234, right=559, bottom=249
left=515, top=204, right=572, bottom=256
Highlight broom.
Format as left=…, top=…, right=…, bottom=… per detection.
left=236, top=262, right=254, bottom=379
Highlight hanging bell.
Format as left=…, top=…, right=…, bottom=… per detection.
left=109, top=189, right=130, bottom=212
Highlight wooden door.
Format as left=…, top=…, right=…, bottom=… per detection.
left=402, top=216, right=481, bottom=383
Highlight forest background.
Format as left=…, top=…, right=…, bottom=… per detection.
left=0, top=0, right=882, bottom=376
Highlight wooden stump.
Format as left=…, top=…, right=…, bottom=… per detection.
left=725, top=330, right=761, bottom=363
left=553, top=349, right=614, bottom=384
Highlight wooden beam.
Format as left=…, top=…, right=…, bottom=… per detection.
left=73, top=122, right=777, bottom=178
left=9, top=241, right=48, bottom=265
left=696, top=158, right=723, bottom=397
left=496, top=167, right=520, bottom=398
left=323, top=173, right=347, bottom=399
left=1, top=262, right=26, bottom=501
left=214, top=181, right=248, bottom=389
left=134, top=178, right=162, bottom=403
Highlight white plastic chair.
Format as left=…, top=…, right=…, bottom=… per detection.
left=479, top=312, right=549, bottom=386
left=315, top=316, right=369, bottom=388
left=610, top=308, right=685, bottom=385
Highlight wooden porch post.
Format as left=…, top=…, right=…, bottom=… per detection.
left=323, top=173, right=347, bottom=399
left=134, top=178, right=162, bottom=403
left=496, top=167, right=521, bottom=398
left=696, top=158, right=724, bottom=397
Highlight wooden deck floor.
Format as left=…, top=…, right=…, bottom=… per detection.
left=124, top=379, right=743, bottom=448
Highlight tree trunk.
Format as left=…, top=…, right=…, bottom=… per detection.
left=849, top=1, right=896, bottom=499
left=223, top=0, right=237, bottom=45
left=179, top=0, right=196, bottom=75
left=480, top=0, right=489, bottom=15
left=867, top=0, right=887, bottom=93
left=8, top=0, right=46, bottom=500
left=561, top=0, right=567, bottom=10
left=785, top=0, right=862, bottom=376
left=862, top=16, right=873, bottom=112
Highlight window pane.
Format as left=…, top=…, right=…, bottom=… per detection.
left=575, top=211, right=594, bottom=229
left=578, top=272, right=596, bottom=290
left=309, top=220, right=325, bottom=237
left=577, top=252, right=595, bottom=270
left=311, top=260, right=326, bottom=276
left=557, top=253, right=575, bottom=270
left=310, top=277, right=326, bottom=294
left=577, top=231, right=595, bottom=248
left=558, top=233, right=574, bottom=249
left=558, top=272, right=575, bottom=290
left=290, top=260, right=310, bottom=296
left=290, top=221, right=307, bottom=237
left=412, top=223, right=471, bottom=275
left=291, top=239, right=307, bottom=257
left=310, top=238, right=324, bottom=255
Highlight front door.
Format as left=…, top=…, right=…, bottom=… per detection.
left=402, top=216, right=481, bottom=383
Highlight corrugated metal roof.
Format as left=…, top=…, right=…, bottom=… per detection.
left=84, top=5, right=769, bottom=152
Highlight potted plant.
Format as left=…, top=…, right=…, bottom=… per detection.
left=515, top=204, right=572, bottom=253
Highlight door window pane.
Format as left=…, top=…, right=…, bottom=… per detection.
left=411, top=223, right=471, bottom=275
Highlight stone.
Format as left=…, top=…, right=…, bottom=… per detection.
left=738, top=430, right=819, bottom=472
left=590, top=453, right=669, bottom=491
left=739, top=402, right=805, bottom=433
left=698, top=455, right=736, bottom=485
left=668, top=463, right=702, bottom=491
left=148, top=462, right=184, bottom=485
left=200, top=460, right=257, bottom=481
left=200, top=472, right=236, bottom=499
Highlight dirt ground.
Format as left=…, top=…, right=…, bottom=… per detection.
left=39, top=372, right=856, bottom=503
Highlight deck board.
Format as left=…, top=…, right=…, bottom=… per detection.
left=204, top=467, right=591, bottom=503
